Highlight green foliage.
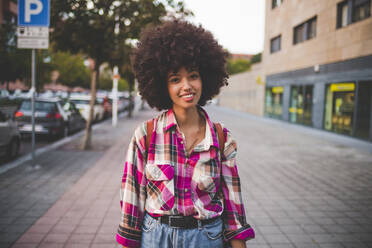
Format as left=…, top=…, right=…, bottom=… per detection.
left=50, top=0, right=192, bottom=83
left=0, top=23, right=30, bottom=85
left=227, top=58, right=251, bottom=75
left=251, top=52, right=262, bottom=64
left=99, top=67, right=129, bottom=91
left=51, top=52, right=90, bottom=88
left=0, top=23, right=54, bottom=90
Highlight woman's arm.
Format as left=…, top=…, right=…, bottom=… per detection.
left=219, top=126, right=255, bottom=244
left=116, top=125, right=148, bottom=247
left=230, top=239, right=247, bottom=248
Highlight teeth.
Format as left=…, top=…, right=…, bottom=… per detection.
left=183, top=94, right=193, bottom=97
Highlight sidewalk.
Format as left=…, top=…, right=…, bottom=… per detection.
left=0, top=107, right=157, bottom=248
left=2, top=105, right=372, bottom=248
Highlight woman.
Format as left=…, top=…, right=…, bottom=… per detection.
left=116, top=20, right=255, bottom=248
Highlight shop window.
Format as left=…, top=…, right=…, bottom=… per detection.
left=293, top=16, right=317, bottom=45
left=289, top=85, right=313, bottom=126
left=265, top=86, right=283, bottom=119
left=337, top=0, right=371, bottom=28
left=324, top=83, right=355, bottom=135
left=272, top=0, right=283, bottom=9
left=270, top=35, right=281, bottom=53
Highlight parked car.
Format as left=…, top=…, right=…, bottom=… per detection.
left=0, top=109, right=21, bottom=160
left=97, top=96, right=112, bottom=118
left=0, top=89, right=10, bottom=99
left=69, top=95, right=105, bottom=122
left=14, top=98, right=86, bottom=139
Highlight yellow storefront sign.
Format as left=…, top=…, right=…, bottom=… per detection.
left=272, top=86, right=283, bottom=94
left=330, top=83, right=355, bottom=92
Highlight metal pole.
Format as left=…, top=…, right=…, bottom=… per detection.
left=112, top=66, right=118, bottom=127
left=31, top=49, right=36, bottom=166
left=31, top=49, right=40, bottom=169
left=112, top=15, right=119, bottom=127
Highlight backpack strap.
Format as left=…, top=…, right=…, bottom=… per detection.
left=146, top=119, right=154, bottom=152
left=214, top=122, right=225, bottom=157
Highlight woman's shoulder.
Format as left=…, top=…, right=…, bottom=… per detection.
left=133, top=111, right=168, bottom=138
left=212, top=122, right=237, bottom=159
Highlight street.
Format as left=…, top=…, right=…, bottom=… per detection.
left=0, top=105, right=371, bottom=248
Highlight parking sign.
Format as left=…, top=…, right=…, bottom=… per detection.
left=18, top=0, right=50, bottom=27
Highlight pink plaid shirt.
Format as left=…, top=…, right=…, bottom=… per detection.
left=116, top=107, right=255, bottom=247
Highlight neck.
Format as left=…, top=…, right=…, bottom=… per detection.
left=173, top=105, right=201, bottom=129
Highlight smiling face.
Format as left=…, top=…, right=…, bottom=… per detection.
left=167, top=67, right=202, bottom=110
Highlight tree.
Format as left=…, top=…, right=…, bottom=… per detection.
left=99, top=66, right=129, bottom=91
left=251, top=52, right=262, bottom=64
left=227, top=58, right=251, bottom=75
left=50, top=0, right=192, bottom=150
left=0, top=23, right=53, bottom=91
left=51, top=52, right=90, bottom=88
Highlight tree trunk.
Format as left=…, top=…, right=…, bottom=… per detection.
left=81, top=65, right=99, bottom=150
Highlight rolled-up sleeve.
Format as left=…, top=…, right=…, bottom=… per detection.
left=220, top=127, right=255, bottom=242
left=116, top=124, right=147, bottom=247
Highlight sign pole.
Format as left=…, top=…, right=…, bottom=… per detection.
left=31, top=49, right=39, bottom=169
left=112, top=66, right=118, bottom=127
left=112, top=16, right=119, bottom=127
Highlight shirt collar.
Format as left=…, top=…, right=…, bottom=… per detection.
left=164, top=106, right=220, bottom=150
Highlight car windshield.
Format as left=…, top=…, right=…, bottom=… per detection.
left=70, top=99, right=90, bottom=105
left=20, top=101, right=57, bottom=112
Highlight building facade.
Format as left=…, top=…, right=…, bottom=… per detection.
left=263, top=0, right=372, bottom=141
left=218, top=63, right=265, bottom=116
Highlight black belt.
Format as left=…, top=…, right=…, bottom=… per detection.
left=150, top=214, right=219, bottom=229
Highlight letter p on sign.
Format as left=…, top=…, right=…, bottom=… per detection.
left=25, top=0, right=43, bottom=22
left=18, top=0, right=50, bottom=27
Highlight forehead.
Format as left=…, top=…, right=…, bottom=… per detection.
left=167, top=66, right=199, bottom=76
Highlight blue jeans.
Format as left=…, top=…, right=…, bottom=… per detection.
left=140, top=213, right=224, bottom=248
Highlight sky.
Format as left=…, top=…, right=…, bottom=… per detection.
left=183, top=0, right=266, bottom=55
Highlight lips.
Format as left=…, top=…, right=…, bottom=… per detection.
left=180, top=93, right=195, bottom=102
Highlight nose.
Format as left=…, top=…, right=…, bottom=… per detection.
left=180, top=76, right=192, bottom=90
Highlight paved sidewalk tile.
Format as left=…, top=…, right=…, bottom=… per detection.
left=3, top=105, right=372, bottom=248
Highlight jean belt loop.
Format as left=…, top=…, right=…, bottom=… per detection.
left=197, top=219, right=202, bottom=230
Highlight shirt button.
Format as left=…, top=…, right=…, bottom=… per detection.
left=184, top=188, right=189, bottom=192
left=180, top=141, right=184, bottom=144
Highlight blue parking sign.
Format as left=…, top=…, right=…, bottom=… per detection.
left=18, top=0, right=50, bottom=27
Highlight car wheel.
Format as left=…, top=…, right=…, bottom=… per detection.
left=7, top=138, right=20, bottom=160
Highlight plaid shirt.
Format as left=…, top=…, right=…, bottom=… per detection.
left=116, top=107, right=255, bottom=247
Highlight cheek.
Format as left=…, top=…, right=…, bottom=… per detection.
left=167, top=84, right=178, bottom=100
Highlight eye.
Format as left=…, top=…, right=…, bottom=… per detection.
left=190, top=73, right=200, bottom=79
left=168, top=77, right=180, bottom=84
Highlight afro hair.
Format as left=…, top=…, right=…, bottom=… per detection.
left=132, top=19, right=229, bottom=111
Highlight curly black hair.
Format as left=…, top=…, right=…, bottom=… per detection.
left=132, top=19, right=229, bottom=111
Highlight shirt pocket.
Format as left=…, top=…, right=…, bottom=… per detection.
left=194, top=158, right=220, bottom=193
left=145, top=163, right=175, bottom=210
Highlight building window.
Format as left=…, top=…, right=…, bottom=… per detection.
left=272, top=0, right=283, bottom=9
left=324, top=83, right=355, bottom=135
left=337, top=1, right=349, bottom=28
left=337, top=0, right=371, bottom=28
left=265, top=86, right=283, bottom=119
left=353, top=0, right=371, bottom=22
left=289, top=85, right=313, bottom=126
left=270, top=35, right=281, bottom=53
left=293, top=16, right=317, bottom=45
